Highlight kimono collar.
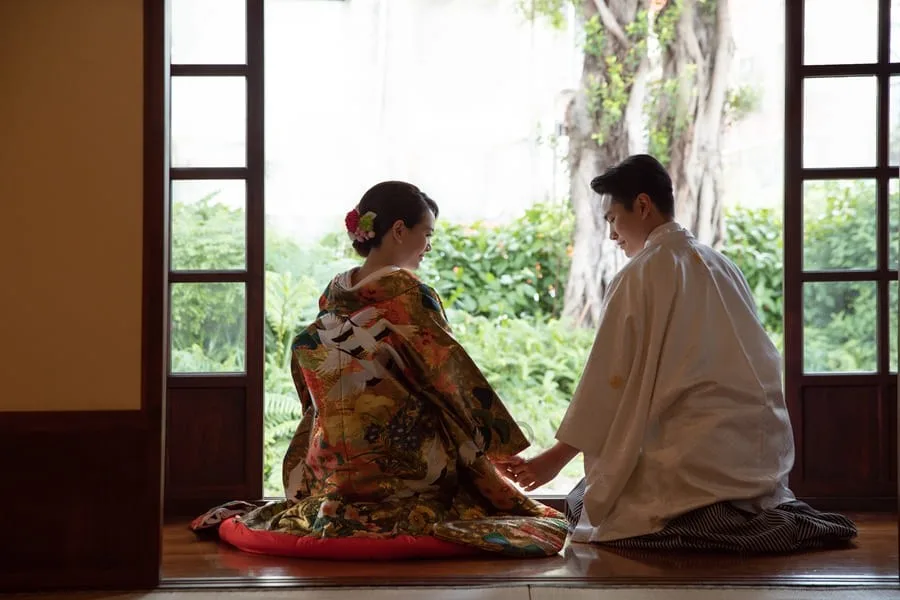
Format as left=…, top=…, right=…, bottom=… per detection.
left=324, top=267, right=423, bottom=315
left=644, top=221, right=688, bottom=249
left=339, top=266, right=401, bottom=291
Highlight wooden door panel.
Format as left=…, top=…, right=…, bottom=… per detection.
left=165, top=383, right=261, bottom=516
left=166, top=386, right=249, bottom=492
left=800, top=385, right=882, bottom=492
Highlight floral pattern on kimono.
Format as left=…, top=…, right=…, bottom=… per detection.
left=238, top=268, right=567, bottom=557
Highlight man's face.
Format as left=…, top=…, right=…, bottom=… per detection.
left=602, top=194, right=651, bottom=258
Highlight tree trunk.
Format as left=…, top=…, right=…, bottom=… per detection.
left=663, top=0, right=733, bottom=247
left=561, top=0, right=734, bottom=326
left=562, top=0, right=645, bottom=326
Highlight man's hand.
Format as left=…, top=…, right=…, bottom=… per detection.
left=507, top=451, right=565, bottom=491
left=492, top=442, right=580, bottom=491
left=489, top=455, right=534, bottom=488
left=489, top=454, right=524, bottom=478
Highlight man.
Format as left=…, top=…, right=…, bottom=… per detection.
left=503, top=154, right=857, bottom=552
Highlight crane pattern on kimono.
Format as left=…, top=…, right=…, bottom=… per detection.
left=314, top=306, right=418, bottom=404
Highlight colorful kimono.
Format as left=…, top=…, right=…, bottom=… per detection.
left=230, top=266, right=567, bottom=557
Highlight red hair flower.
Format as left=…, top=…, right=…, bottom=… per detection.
left=345, top=207, right=377, bottom=242
left=345, top=208, right=360, bottom=234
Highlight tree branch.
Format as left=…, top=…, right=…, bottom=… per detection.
left=591, top=0, right=630, bottom=47
left=680, top=0, right=705, bottom=67
left=703, top=0, right=733, bottom=126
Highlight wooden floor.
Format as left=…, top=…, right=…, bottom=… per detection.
left=161, top=513, right=899, bottom=589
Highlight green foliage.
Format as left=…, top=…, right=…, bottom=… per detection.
left=697, top=0, right=719, bottom=21
left=448, top=309, right=593, bottom=485
left=801, top=181, right=882, bottom=373
left=624, top=14, right=650, bottom=68
left=419, top=202, right=575, bottom=319
left=173, top=184, right=892, bottom=497
left=803, top=281, right=877, bottom=373
left=639, top=0, right=691, bottom=166
left=521, top=0, right=694, bottom=155
left=516, top=0, right=574, bottom=29
left=721, top=180, right=896, bottom=374
left=725, top=85, right=762, bottom=123
left=523, top=1, right=652, bottom=144
left=170, top=282, right=245, bottom=372
left=170, top=191, right=246, bottom=372
left=803, top=181, right=877, bottom=271
left=170, top=193, right=245, bottom=372
left=171, top=191, right=244, bottom=270
left=582, top=14, right=605, bottom=58
left=265, top=271, right=319, bottom=368
left=720, top=205, right=784, bottom=340
left=645, top=77, right=683, bottom=167
left=263, top=391, right=301, bottom=495
left=653, top=0, right=683, bottom=49
left=586, top=12, right=650, bottom=145
left=448, top=310, right=591, bottom=433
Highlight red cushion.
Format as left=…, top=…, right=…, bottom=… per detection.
left=218, top=517, right=486, bottom=560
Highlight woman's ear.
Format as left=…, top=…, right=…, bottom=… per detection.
left=391, top=219, right=406, bottom=243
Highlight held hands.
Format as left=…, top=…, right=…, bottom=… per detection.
left=491, top=452, right=564, bottom=492
left=491, top=441, right=580, bottom=492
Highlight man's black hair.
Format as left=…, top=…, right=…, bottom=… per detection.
left=590, top=154, right=674, bottom=217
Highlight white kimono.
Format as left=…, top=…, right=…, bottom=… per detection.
left=558, top=221, right=796, bottom=543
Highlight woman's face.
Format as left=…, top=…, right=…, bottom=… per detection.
left=395, top=209, right=435, bottom=270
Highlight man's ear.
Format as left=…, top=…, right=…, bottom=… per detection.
left=636, top=193, right=652, bottom=219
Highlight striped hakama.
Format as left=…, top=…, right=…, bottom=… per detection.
left=565, top=478, right=858, bottom=553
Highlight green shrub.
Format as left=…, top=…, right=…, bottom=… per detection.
left=447, top=310, right=594, bottom=449
left=721, top=179, right=893, bottom=373
left=170, top=185, right=892, bottom=496
left=720, top=205, right=784, bottom=342
left=419, top=202, right=575, bottom=319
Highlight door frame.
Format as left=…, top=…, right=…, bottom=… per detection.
left=147, top=0, right=900, bottom=584
left=162, top=0, right=265, bottom=517
left=783, top=0, right=899, bottom=509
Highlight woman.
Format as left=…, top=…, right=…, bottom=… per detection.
left=194, top=181, right=567, bottom=558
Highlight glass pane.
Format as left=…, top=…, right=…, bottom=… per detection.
left=171, top=77, right=246, bottom=168
left=171, top=180, right=246, bottom=270
left=803, top=77, right=876, bottom=169
left=171, top=0, right=246, bottom=65
left=891, top=179, right=899, bottom=270
left=891, top=77, right=900, bottom=166
left=892, top=0, right=900, bottom=62
left=891, top=281, right=898, bottom=372
left=170, top=282, right=246, bottom=373
left=805, top=0, right=877, bottom=65
left=803, top=281, right=877, bottom=373
left=803, top=180, right=876, bottom=271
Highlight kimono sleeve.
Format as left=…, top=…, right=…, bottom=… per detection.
left=289, top=280, right=332, bottom=415
left=555, top=265, right=650, bottom=458
left=403, top=283, right=530, bottom=458
left=289, top=340, right=314, bottom=415
left=281, top=325, right=318, bottom=496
